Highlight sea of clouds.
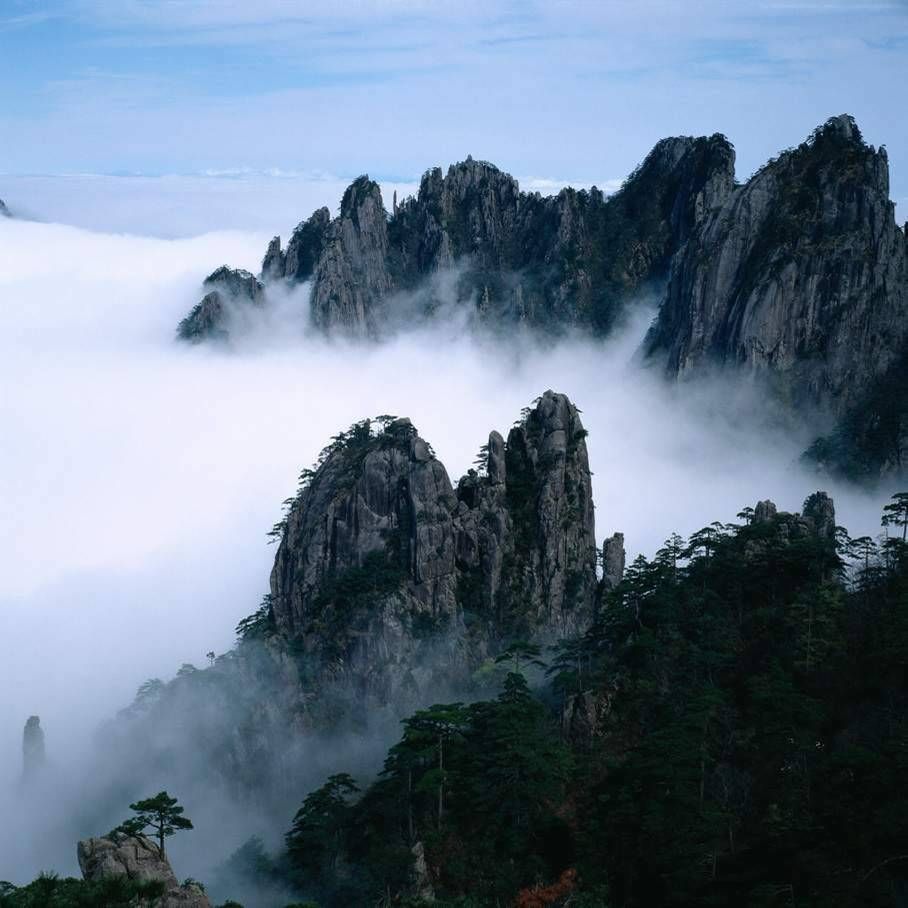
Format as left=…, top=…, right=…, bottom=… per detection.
left=0, top=177, right=898, bottom=886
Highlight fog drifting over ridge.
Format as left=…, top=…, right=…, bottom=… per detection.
left=0, top=194, right=898, bottom=885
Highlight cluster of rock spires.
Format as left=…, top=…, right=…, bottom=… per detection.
left=644, top=115, right=908, bottom=477
left=175, top=115, right=908, bottom=478
left=268, top=389, right=605, bottom=712
left=178, top=136, right=733, bottom=341
left=95, top=389, right=616, bottom=818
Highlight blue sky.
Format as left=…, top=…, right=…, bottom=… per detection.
left=1, top=0, right=907, bottom=204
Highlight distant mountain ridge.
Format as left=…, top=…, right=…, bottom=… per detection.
left=178, top=136, right=735, bottom=341
left=176, top=116, right=908, bottom=478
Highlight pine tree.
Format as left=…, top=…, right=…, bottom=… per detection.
left=116, top=791, right=193, bottom=859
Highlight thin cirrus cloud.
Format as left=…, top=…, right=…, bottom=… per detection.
left=0, top=0, right=905, bottom=198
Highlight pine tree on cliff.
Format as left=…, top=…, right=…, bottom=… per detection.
left=116, top=791, right=193, bottom=859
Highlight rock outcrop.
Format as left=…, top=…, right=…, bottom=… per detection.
left=645, top=115, right=908, bottom=476
left=176, top=139, right=735, bottom=340
left=177, top=267, right=265, bottom=343
left=601, top=532, right=626, bottom=594
left=744, top=493, right=838, bottom=557
left=0, top=198, right=9, bottom=217
left=78, top=834, right=210, bottom=908
left=268, top=390, right=598, bottom=712
left=22, top=715, right=44, bottom=780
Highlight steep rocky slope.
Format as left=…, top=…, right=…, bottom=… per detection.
left=268, top=390, right=600, bottom=708
left=105, top=391, right=613, bottom=806
left=644, top=115, right=908, bottom=476
left=177, top=137, right=734, bottom=341
left=176, top=266, right=264, bottom=343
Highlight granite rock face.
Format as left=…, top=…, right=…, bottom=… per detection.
left=645, top=115, right=908, bottom=475
left=175, top=137, right=735, bottom=340
left=310, top=178, right=394, bottom=336
left=77, top=834, right=210, bottom=908
left=268, top=390, right=599, bottom=709
left=177, top=267, right=265, bottom=343
left=308, top=140, right=734, bottom=335
left=600, top=533, right=626, bottom=596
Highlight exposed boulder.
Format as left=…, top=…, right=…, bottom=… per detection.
left=802, top=491, right=837, bottom=541
left=408, top=841, right=435, bottom=902
left=744, top=493, right=838, bottom=560
left=645, top=115, right=908, bottom=476
left=177, top=267, right=265, bottom=343
left=754, top=500, right=778, bottom=524
left=22, top=715, right=45, bottom=781
left=77, top=834, right=210, bottom=908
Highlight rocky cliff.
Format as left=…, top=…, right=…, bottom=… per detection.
left=176, top=266, right=264, bottom=343
left=103, top=390, right=612, bottom=812
left=78, top=834, right=210, bottom=908
left=644, top=115, right=908, bottom=476
left=268, top=390, right=600, bottom=713
left=177, top=138, right=734, bottom=341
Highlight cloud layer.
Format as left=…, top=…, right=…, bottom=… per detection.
left=0, top=200, right=898, bottom=884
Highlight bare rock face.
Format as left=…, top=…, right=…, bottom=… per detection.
left=268, top=390, right=598, bottom=710
left=458, top=392, right=598, bottom=638
left=754, top=500, right=778, bottom=524
left=745, top=493, right=837, bottom=555
left=77, top=834, right=210, bottom=908
left=802, top=491, right=837, bottom=541
left=600, top=532, right=626, bottom=594
left=315, top=140, right=734, bottom=336
left=646, top=115, right=908, bottom=474
left=177, top=267, right=265, bottom=343
left=0, top=198, right=9, bottom=217
left=269, top=415, right=462, bottom=706
left=282, top=206, right=331, bottom=283
left=260, top=235, right=284, bottom=281
left=173, top=137, right=735, bottom=340
left=22, top=715, right=45, bottom=780
left=309, top=177, right=394, bottom=336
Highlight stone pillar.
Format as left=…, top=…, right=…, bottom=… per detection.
left=601, top=532, right=625, bottom=593
left=23, top=715, right=45, bottom=780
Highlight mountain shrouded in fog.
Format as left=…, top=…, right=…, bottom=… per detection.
left=177, top=116, right=908, bottom=484
left=2, top=108, right=908, bottom=907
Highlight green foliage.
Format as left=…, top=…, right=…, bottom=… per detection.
left=235, top=595, right=276, bottom=641
left=306, top=548, right=408, bottom=658
left=0, top=874, right=165, bottom=908
left=568, top=498, right=908, bottom=906
left=116, top=791, right=193, bottom=859
left=493, top=640, right=546, bottom=675
left=286, top=773, right=359, bottom=896
left=286, top=675, right=572, bottom=905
